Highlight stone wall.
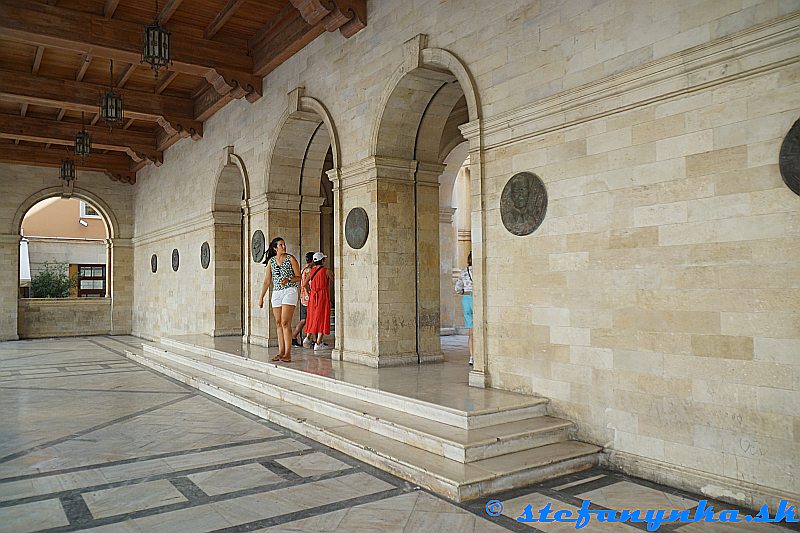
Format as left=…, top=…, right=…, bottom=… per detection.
left=18, top=298, right=112, bottom=338
left=117, top=0, right=800, bottom=509
left=0, top=164, right=134, bottom=340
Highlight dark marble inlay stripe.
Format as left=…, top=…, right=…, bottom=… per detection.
left=170, top=476, right=208, bottom=501
left=0, top=369, right=148, bottom=383
left=21, top=469, right=403, bottom=532
left=0, top=359, right=127, bottom=370
left=0, top=349, right=82, bottom=363
left=60, top=493, right=94, bottom=527
left=210, top=487, right=408, bottom=533
left=0, top=394, right=192, bottom=465
left=258, top=460, right=306, bottom=483
left=101, top=336, right=145, bottom=350
left=0, top=436, right=282, bottom=483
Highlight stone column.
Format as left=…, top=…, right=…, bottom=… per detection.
left=212, top=211, right=243, bottom=336
left=416, top=162, right=444, bottom=362
left=333, top=157, right=444, bottom=367
left=460, top=122, right=489, bottom=388
left=0, top=233, right=20, bottom=340
left=455, top=163, right=472, bottom=266
left=109, top=237, right=133, bottom=335
left=439, top=207, right=457, bottom=331
left=248, top=193, right=302, bottom=348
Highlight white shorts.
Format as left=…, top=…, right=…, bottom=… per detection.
left=271, top=286, right=298, bottom=308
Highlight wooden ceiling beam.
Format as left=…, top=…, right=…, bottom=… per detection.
left=0, top=1, right=260, bottom=102
left=0, top=69, right=195, bottom=123
left=157, top=0, right=184, bottom=25
left=0, top=143, right=136, bottom=183
left=205, top=0, right=246, bottom=39
left=116, top=63, right=137, bottom=88
left=76, top=53, right=92, bottom=82
left=250, top=4, right=323, bottom=77
left=0, top=114, right=162, bottom=165
left=154, top=71, right=178, bottom=94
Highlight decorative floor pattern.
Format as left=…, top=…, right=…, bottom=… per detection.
left=0, top=336, right=796, bottom=532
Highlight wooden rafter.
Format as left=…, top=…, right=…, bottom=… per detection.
left=157, top=0, right=185, bottom=25
left=154, top=71, right=178, bottom=94
left=103, top=0, right=121, bottom=18
left=205, top=0, right=246, bottom=39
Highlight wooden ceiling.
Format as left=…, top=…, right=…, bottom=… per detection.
left=0, top=0, right=366, bottom=183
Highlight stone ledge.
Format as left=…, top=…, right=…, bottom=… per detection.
left=603, top=449, right=799, bottom=513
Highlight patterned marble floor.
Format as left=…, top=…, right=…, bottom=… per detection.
left=0, top=336, right=796, bottom=533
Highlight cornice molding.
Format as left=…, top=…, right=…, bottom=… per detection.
left=478, top=13, right=800, bottom=151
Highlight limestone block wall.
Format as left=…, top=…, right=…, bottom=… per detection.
left=18, top=299, right=112, bottom=338
left=131, top=224, right=215, bottom=339
left=481, top=55, right=800, bottom=506
left=0, top=164, right=134, bottom=340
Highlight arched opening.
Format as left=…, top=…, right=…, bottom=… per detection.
left=368, top=42, right=480, bottom=367
left=212, top=148, right=251, bottom=338
left=13, top=189, right=120, bottom=339
left=255, top=91, right=340, bottom=349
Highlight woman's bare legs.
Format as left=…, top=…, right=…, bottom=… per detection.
left=271, top=306, right=285, bottom=357
left=468, top=328, right=473, bottom=364
left=279, top=304, right=295, bottom=358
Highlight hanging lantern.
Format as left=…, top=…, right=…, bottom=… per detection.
left=142, top=0, right=171, bottom=78
left=100, top=60, right=124, bottom=128
left=59, top=158, right=76, bottom=182
left=74, top=112, right=91, bottom=160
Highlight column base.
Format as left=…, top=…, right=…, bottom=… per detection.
left=468, top=370, right=489, bottom=388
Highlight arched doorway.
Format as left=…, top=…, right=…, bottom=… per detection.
left=253, top=88, right=340, bottom=349
left=343, top=35, right=483, bottom=372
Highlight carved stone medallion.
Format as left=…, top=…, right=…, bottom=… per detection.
left=251, top=230, right=266, bottom=263
left=171, top=249, right=179, bottom=272
left=150, top=254, right=157, bottom=273
left=200, top=241, right=211, bottom=269
left=500, top=172, right=548, bottom=236
left=345, top=207, right=369, bottom=249
left=779, top=118, right=800, bottom=197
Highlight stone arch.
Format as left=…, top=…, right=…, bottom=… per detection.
left=371, top=41, right=481, bottom=159
left=265, top=91, right=341, bottom=196
left=12, top=186, right=119, bottom=239
left=213, top=146, right=251, bottom=213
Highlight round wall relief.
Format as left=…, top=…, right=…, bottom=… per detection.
left=779, top=118, right=800, bottom=197
left=171, top=249, right=179, bottom=272
left=150, top=254, right=157, bottom=273
left=251, top=229, right=266, bottom=263
left=500, top=172, right=548, bottom=236
left=200, top=241, right=211, bottom=269
left=345, top=207, right=369, bottom=249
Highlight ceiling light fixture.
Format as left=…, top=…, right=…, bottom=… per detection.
left=100, top=60, right=124, bottom=129
left=142, top=0, right=171, bottom=78
left=74, top=111, right=91, bottom=160
left=59, top=158, right=76, bottom=183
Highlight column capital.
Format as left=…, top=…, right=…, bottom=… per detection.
left=439, top=207, right=456, bottom=224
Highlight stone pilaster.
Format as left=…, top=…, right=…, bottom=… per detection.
left=109, top=237, right=133, bottom=335
left=0, top=233, right=20, bottom=340
left=212, top=211, right=243, bottom=336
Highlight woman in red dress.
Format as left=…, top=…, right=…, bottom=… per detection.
left=304, top=252, right=333, bottom=350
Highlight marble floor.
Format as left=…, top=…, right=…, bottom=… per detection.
left=0, top=336, right=796, bottom=533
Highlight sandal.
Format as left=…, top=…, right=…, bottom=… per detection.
left=279, top=355, right=292, bottom=363
left=271, top=354, right=284, bottom=362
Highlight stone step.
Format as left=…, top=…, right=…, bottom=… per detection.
left=156, top=337, right=547, bottom=430
left=125, top=347, right=600, bottom=502
left=142, top=342, right=567, bottom=462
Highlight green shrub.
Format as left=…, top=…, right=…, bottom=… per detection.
left=30, top=262, right=76, bottom=298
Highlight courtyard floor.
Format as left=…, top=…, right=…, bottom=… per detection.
left=0, top=336, right=795, bottom=533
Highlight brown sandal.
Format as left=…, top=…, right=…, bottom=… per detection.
left=271, top=354, right=283, bottom=362
left=279, top=355, right=292, bottom=363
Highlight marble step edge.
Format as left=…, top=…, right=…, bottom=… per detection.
left=140, top=344, right=564, bottom=463
left=151, top=339, right=548, bottom=429
left=125, top=349, right=600, bottom=502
